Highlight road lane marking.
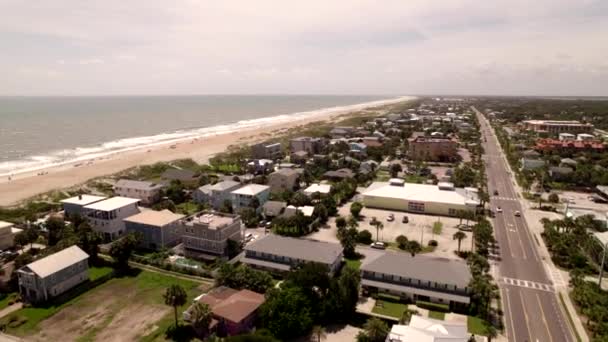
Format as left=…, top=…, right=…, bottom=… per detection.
left=502, top=277, right=555, bottom=292
left=503, top=288, right=517, bottom=342
left=537, top=293, right=555, bottom=342
left=519, top=291, right=533, bottom=342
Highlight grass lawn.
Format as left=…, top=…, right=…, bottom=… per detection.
left=372, top=294, right=407, bottom=319
left=88, top=266, right=114, bottom=281
left=176, top=201, right=200, bottom=215
left=467, top=316, right=491, bottom=336
left=1, top=269, right=204, bottom=341
left=375, top=171, right=391, bottom=182
left=0, top=293, right=18, bottom=310
left=428, top=311, right=445, bottom=320
left=345, top=258, right=362, bottom=270
left=432, top=221, right=443, bottom=235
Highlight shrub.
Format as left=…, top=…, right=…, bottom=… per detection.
left=416, top=300, right=449, bottom=313
left=548, top=193, right=559, bottom=203
left=395, top=235, right=408, bottom=249
left=357, top=230, right=373, bottom=245
left=428, top=240, right=438, bottom=247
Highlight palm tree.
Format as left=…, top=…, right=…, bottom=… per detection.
left=363, top=317, right=389, bottom=342
left=405, top=240, right=422, bottom=257
left=399, top=307, right=418, bottom=324
left=370, top=217, right=384, bottom=242
left=164, top=284, right=188, bottom=327
left=190, top=302, right=213, bottom=336
left=311, top=325, right=327, bottom=342
left=453, top=231, right=467, bottom=253
left=485, top=325, right=497, bottom=342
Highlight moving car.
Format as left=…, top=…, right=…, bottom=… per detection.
left=496, top=207, right=503, bottom=213
left=493, top=190, right=499, bottom=196
left=514, top=211, right=521, bottom=217
left=245, top=233, right=254, bottom=242
left=370, top=241, right=387, bottom=250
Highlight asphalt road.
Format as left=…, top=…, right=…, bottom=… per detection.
left=474, top=107, right=575, bottom=342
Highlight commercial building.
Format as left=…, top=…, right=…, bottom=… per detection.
left=361, top=180, right=480, bottom=216
left=289, top=137, right=325, bottom=155
left=251, top=142, right=282, bottom=160
left=180, top=212, right=242, bottom=258
left=124, top=210, right=185, bottom=250
left=242, top=235, right=343, bottom=275
left=558, top=133, right=576, bottom=141
left=17, top=245, right=89, bottom=303
left=268, top=168, right=300, bottom=194
left=386, top=315, right=469, bottom=342
left=184, top=286, right=265, bottom=336
left=408, top=136, right=458, bottom=162
left=113, top=179, right=165, bottom=205
left=83, top=197, right=141, bottom=241
left=0, top=221, right=22, bottom=250
left=60, top=194, right=107, bottom=218
left=361, top=251, right=471, bottom=307
left=231, top=184, right=270, bottom=213
left=522, top=120, right=593, bottom=134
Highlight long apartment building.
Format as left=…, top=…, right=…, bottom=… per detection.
left=522, top=120, right=593, bottom=134
left=408, top=136, right=458, bottom=162
left=180, top=212, right=242, bottom=258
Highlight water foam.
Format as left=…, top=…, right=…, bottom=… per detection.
left=0, top=96, right=413, bottom=177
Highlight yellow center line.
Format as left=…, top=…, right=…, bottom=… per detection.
left=536, top=293, right=554, bottom=342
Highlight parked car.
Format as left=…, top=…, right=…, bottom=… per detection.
left=245, top=233, right=254, bottom=242
left=402, top=216, right=409, bottom=223
left=370, top=242, right=386, bottom=250
left=387, top=214, right=395, bottom=222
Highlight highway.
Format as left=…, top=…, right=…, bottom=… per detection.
left=474, top=106, right=575, bottom=342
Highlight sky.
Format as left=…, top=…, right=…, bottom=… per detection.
left=1, top=0, right=607, bottom=96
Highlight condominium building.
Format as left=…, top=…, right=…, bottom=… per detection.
left=251, top=142, right=282, bottom=160
left=60, top=194, right=107, bottom=218
left=231, top=184, right=270, bottom=213
left=267, top=168, right=300, bottom=194
left=289, top=137, right=326, bottom=155
left=180, top=212, right=242, bottom=258
left=194, top=180, right=242, bottom=209
left=522, top=120, right=593, bottom=134
left=0, top=221, right=22, bottom=250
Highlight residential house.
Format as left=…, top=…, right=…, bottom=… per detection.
left=161, top=169, right=200, bottom=187
left=180, top=212, right=242, bottom=258
left=60, top=194, right=107, bottom=218
left=362, top=136, right=383, bottom=148
left=242, top=235, right=343, bottom=275
left=520, top=158, right=546, bottom=171
left=386, top=315, right=469, bottom=342
left=361, top=251, right=471, bottom=308
left=303, top=183, right=332, bottom=196
left=323, top=168, right=355, bottom=181
left=408, top=136, right=458, bottom=162
left=251, top=142, right=282, bottom=160
left=83, top=197, right=141, bottom=241
left=289, top=137, right=325, bottom=155
left=113, top=179, right=165, bottom=205
left=330, top=126, right=355, bottom=138
left=246, top=159, right=274, bottom=174
left=17, top=246, right=89, bottom=303
left=231, top=184, right=270, bottom=213
left=549, top=166, right=573, bottom=181
left=184, top=286, right=265, bottom=336
left=0, top=221, right=22, bottom=250
left=282, top=205, right=315, bottom=218
left=268, top=168, right=300, bottom=194
left=262, top=201, right=287, bottom=219
left=577, top=133, right=596, bottom=141
left=360, top=160, right=378, bottom=174
left=124, top=210, right=185, bottom=250
left=560, top=158, right=578, bottom=168
left=349, top=142, right=367, bottom=155
left=522, top=150, right=541, bottom=159
left=195, top=180, right=242, bottom=210
left=290, top=150, right=309, bottom=165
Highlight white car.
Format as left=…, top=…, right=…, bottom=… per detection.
left=370, top=242, right=387, bottom=250
left=496, top=207, right=503, bottom=213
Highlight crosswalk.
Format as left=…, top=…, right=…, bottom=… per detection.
left=502, top=277, right=555, bottom=292
left=491, top=196, right=518, bottom=201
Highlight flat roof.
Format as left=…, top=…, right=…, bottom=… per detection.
left=0, top=221, right=14, bottom=230
left=231, top=184, right=269, bottom=196
left=245, top=235, right=343, bottom=265
left=123, top=210, right=185, bottom=227
left=22, top=245, right=88, bottom=279
left=303, top=183, right=332, bottom=194
left=361, top=251, right=472, bottom=289
left=183, top=212, right=239, bottom=230
left=83, top=196, right=140, bottom=211
left=362, top=182, right=479, bottom=207
left=60, top=194, right=107, bottom=206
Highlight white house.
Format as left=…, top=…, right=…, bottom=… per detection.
left=83, top=197, right=140, bottom=241
left=231, top=184, right=270, bottom=213
left=387, top=316, right=469, bottom=342
left=60, top=194, right=107, bottom=218
left=303, top=183, right=332, bottom=196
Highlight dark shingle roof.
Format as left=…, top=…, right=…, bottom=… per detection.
left=244, top=235, right=343, bottom=265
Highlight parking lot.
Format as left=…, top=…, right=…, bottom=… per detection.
left=557, top=190, right=608, bottom=211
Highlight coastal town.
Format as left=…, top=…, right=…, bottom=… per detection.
left=1, top=96, right=608, bottom=342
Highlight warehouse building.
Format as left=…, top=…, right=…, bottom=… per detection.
left=361, top=179, right=480, bottom=216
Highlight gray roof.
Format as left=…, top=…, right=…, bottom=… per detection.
left=549, top=166, right=573, bottom=175
left=211, top=180, right=241, bottom=191
left=272, top=168, right=299, bottom=177
left=244, top=235, right=343, bottom=265
left=162, top=168, right=198, bottom=181
left=361, top=251, right=471, bottom=289
left=115, top=179, right=164, bottom=191
left=262, top=201, right=287, bottom=217
left=22, top=245, right=88, bottom=279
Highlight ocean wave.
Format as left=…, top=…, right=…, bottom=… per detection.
left=0, top=96, right=413, bottom=177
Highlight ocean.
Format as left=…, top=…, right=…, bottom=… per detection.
left=0, top=95, right=398, bottom=176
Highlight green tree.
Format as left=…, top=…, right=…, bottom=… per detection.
left=45, top=216, right=66, bottom=246
left=399, top=307, right=418, bottom=324
left=164, top=284, right=188, bottom=328
left=311, top=326, right=326, bottom=342
left=548, top=193, right=559, bottom=204
left=453, top=231, right=467, bottom=253
left=109, top=233, right=140, bottom=270
left=390, top=163, right=402, bottom=178
left=190, top=302, right=213, bottom=336
left=13, top=231, right=28, bottom=250
left=362, top=317, right=389, bottom=342
left=357, top=230, right=373, bottom=244
left=340, top=228, right=359, bottom=258
left=75, top=221, right=102, bottom=264
left=165, top=180, right=186, bottom=204
left=260, top=286, right=313, bottom=340
left=336, top=216, right=347, bottom=238
left=405, top=240, right=422, bottom=257
left=350, top=202, right=363, bottom=218
left=370, top=217, right=383, bottom=242
left=396, top=235, right=408, bottom=249
left=24, top=225, right=40, bottom=248
left=220, top=199, right=233, bottom=213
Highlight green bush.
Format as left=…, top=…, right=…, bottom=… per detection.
left=428, top=240, right=438, bottom=247
left=416, top=300, right=449, bottom=313
left=357, top=230, right=373, bottom=245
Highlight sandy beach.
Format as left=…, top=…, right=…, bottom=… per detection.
left=0, top=96, right=414, bottom=206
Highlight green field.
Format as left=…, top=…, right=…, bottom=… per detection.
left=467, top=316, right=491, bottom=336
left=428, top=310, right=445, bottom=320
left=372, top=294, right=407, bottom=319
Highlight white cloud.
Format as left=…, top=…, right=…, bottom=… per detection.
left=0, top=0, right=606, bottom=95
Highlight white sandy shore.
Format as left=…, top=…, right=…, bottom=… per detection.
left=0, top=96, right=415, bottom=206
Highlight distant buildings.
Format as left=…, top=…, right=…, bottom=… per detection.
left=251, top=142, right=282, bottom=160
left=114, top=179, right=164, bottom=205
left=231, top=184, right=270, bottom=213
left=534, top=138, right=605, bottom=153
left=60, top=194, right=107, bottom=218
left=386, top=315, right=469, bottom=342
left=0, top=221, right=22, bottom=250
left=268, top=168, right=300, bottom=194
left=361, top=251, right=471, bottom=307
left=194, top=180, right=242, bottom=209
left=520, top=158, right=546, bottom=171
left=18, top=245, right=89, bottom=303
left=83, top=196, right=141, bottom=241
left=180, top=212, right=242, bottom=258
left=242, top=235, right=343, bottom=275
left=323, top=168, right=355, bottom=181
left=124, top=210, right=185, bottom=250
left=408, top=136, right=458, bottom=162
left=184, top=286, right=265, bottom=336
left=289, top=137, right=325, bottom=155
left=522, top=120, right=593, bottom=134
left=362, top=180, right=480, bottom=216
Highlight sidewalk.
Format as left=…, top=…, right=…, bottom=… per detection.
left=0, top=303, right=22, bottom=319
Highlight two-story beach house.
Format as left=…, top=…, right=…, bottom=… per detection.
left=180, top=212, right=242, bottom=259
left=113, top=179, right=165, bottom=205
left=83, top=197, right=140, bottom=242
left=123, top=210, right=185, bottom=250
left=60, top=194, right=107, bottom=218
left=231, top=184, right=270, bottom=213
left=17, top=245, right=89, bottom=303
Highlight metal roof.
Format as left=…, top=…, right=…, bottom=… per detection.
left=22, top=245, right=88, bottom=279
left=231, top=184, right=269, bottom=196
left=244, top=235, right=343, bottom=265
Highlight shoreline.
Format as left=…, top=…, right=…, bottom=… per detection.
left=0, top=96, right=415, bottom=206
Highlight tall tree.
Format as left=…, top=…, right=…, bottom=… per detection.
left=362, top=317, right=389, bottom=342
left=405, top=240, right=422, bottom=257
left=369, top=217, right=383, bottom=242
left=164, top=284, right=188, bottom=328
left=190, top=302, right=213, bottom=336
left=260, top=286, right=313, bottom=340
left=45, top=216, right=66, bottom=246
left=109, top=233, right=140, bottom=269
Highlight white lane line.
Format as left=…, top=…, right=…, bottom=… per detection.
left=537, top=293, right=554, bottom=342
left=503, top=288, right=517, bottom=342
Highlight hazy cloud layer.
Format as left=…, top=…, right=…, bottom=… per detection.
left=1, top=0, right=606, bottom=96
